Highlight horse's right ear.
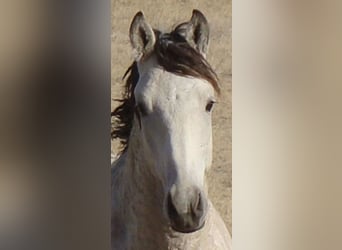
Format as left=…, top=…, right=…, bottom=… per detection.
left=129, top=11, right=155, bottom=60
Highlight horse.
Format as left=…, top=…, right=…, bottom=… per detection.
left=111, top=10, right=232, bottom=250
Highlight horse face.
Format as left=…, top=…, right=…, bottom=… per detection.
left=134, top=59, right=215, bottom=232
left=129, top=9, right=215, bottom=233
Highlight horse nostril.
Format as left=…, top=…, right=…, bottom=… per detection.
left=167, top=192, right=178, bottom=220
left=191, top=192, right=204, bottom=217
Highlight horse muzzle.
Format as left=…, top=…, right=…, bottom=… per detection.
left=166, top=186, right=208, bottom=233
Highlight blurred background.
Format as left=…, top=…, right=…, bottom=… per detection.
left=233, top=0, right=342, bottom=249
left=0, top=1, right=110, bottom=249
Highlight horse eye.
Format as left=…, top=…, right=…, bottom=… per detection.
left=136, top=102, right=148, bottom=116
left=205, top=100, right=215, bottom=112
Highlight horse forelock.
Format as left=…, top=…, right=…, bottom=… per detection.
left=155, top=28, right=220, bottom=94
left=111, top=26, right=220, bottom=152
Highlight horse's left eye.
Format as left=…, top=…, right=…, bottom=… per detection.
left=206, top=100, right=215, bottom=112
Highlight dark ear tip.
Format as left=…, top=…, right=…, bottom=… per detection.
left=133, top=11, right=144, bottom=20
left=192, top=9, right=206, bottom=20
left=192, top=9, right=202, bottom=15
left=130, top=11, right=145, bottom=32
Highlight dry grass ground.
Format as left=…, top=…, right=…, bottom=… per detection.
left=111, top=0, right=232, bottom=233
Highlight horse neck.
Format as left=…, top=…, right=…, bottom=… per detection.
left=121, top=127, right=170, bottom=247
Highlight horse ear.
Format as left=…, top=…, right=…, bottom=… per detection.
left=175, top=10, right=210, bottom=57
left=129, top=11, right=156, bottom=60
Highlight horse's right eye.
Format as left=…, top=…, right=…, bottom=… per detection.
left=136, top=102, right=148, bottom=116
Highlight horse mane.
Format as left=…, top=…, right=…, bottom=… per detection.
left=111, top=25, right=220, bottom=152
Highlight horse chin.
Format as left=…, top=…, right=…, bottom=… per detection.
left=170, top=221, right=205, bottom=234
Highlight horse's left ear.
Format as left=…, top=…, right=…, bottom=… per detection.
left=175, top=10, right=210, bottom=57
